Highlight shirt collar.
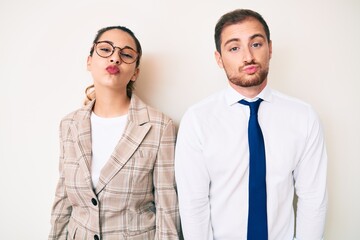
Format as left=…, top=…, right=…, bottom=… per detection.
left=225, top=84, right=273, bottom=106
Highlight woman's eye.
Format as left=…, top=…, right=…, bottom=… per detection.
left=100, top=47, right=112, bottom=53
left=120, top=53, right=134, bottom=59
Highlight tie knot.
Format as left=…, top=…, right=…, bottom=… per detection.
left=239, top=98, right=263, bottom=115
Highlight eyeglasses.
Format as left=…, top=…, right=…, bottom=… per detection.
left=94, top=41, right=139, bottom=64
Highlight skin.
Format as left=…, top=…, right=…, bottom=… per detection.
left=215, top=18, right=272, bottom=98
left=87, top=29, right=140, bottom=117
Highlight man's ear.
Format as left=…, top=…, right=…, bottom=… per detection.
left=215, top=51, right=224, bottom=69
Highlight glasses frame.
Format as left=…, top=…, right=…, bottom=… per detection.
left=94, top=41, right=139, bottom=64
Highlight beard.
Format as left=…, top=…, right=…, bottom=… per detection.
left=225, top=61, right=269, bottom=88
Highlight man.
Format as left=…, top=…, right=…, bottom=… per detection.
left=175, top=9, right=327, bottom=240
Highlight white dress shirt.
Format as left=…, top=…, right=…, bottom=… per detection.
left=175, top=85, right=327, bottom=240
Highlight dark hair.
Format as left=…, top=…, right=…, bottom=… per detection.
left=214, top=9, right=270, bottom=53
left=85, top=26, right=142, bottom=104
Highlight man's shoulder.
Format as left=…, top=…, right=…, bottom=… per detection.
left=271, top=89, right=312, bottom=108
left=186, top=89, right=226, bottom=114
left=178, top=89, right=227, bottom=129
left=270, top=89, right=320, bottom=120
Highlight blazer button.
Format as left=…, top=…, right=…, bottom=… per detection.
left=91, top=198, right=98, bottom=206
left=94, top=234, right=100, bottom=240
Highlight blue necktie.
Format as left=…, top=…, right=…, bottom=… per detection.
left=239, top=99, right=268, bottom=240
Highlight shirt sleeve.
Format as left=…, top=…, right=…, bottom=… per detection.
left=48, top=121, right=72, bottom=240
left=154, top=119, right=183, bottom=239
left=175, top=110, right=213, bottom=240
left=293, top=107, right=328, bottom=240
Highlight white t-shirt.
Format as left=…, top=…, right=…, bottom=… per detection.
left=90, top=112, right=128, bottom=188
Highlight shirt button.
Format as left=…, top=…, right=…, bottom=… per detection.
left=94, top=234, right=100, bottom=240
left=91, top=198, right=98, bottom=206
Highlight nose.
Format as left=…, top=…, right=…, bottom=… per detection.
left=109, top=48, right=122, bottom=64
left=242, top=46, right=254, bottom=63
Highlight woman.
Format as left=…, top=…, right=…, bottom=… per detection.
left=49, top=26, right=182, bottom=240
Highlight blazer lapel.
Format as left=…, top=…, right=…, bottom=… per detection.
left=95, top=95, right=151, bottom=194
left=71, top=101, right=95, bottom=188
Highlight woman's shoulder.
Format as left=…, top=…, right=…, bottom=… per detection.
left=130, top=95, right=172, bottom=125
left=60, top=101, right=94, bottom=125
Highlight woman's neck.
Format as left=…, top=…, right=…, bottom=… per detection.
left=93, top=90, right=131, bottom=118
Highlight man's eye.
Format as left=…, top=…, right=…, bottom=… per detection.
left=252, top=42, right=262, bottom=48
left=229, top=47, right=239, bottom=52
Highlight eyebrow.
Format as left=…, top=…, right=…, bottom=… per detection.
left=223, top=33, right=266, bottom=47
left=100, top=40, right=136, bottom=51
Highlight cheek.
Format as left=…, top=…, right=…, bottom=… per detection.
left=261, top=55, right=271, bottom=67
left=222, top=56, right=241, bottom=70
left=122, top=65, right=137, bottom=76
left=89, top=64, right=106, bottom=82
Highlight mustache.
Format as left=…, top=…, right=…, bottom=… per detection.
left=240, top=60, right=259, bottom=70
left=243, top=60, right=257, bottom=66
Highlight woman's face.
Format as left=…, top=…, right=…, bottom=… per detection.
left=87, top=29, right=139, bottom=95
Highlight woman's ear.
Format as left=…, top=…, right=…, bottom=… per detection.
left=87, top=56, right=92, bottom=71
left=131, top=68, right=140, bottom=81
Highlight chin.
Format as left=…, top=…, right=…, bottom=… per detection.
left=230, top=76, right=265, bottom=88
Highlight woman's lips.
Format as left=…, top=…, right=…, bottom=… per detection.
left=106, top=66, right=120, bottom=74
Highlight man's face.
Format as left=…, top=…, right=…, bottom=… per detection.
left=215, top=18, right=272, bottom=91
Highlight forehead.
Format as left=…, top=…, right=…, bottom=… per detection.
left=221, top=18, right=266, bottom=44
left=98, top=29, right=136, bottom=49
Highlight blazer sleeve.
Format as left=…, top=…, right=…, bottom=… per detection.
left=153, top=119, right=183, bottom=239
left=48, top=120, right=72, bottom=240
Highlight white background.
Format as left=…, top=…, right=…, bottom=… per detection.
left=0, top=0, right=359, bottom=239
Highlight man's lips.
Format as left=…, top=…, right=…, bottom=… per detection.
left=243, top=65, right=258, bottom=74
left=106, top=65, right=120, bottom=74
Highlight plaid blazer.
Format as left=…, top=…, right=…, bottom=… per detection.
left=49, top=95, right=182, bottom=240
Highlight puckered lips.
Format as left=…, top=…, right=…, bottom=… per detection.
left=106, top=65, right=120, bottom=74
left=243, top=65, right=258, bottom=74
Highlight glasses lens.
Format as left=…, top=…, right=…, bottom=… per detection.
left=119, top=48, right=138, bottom=64
left=95, top=42, right=114, bottom=58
